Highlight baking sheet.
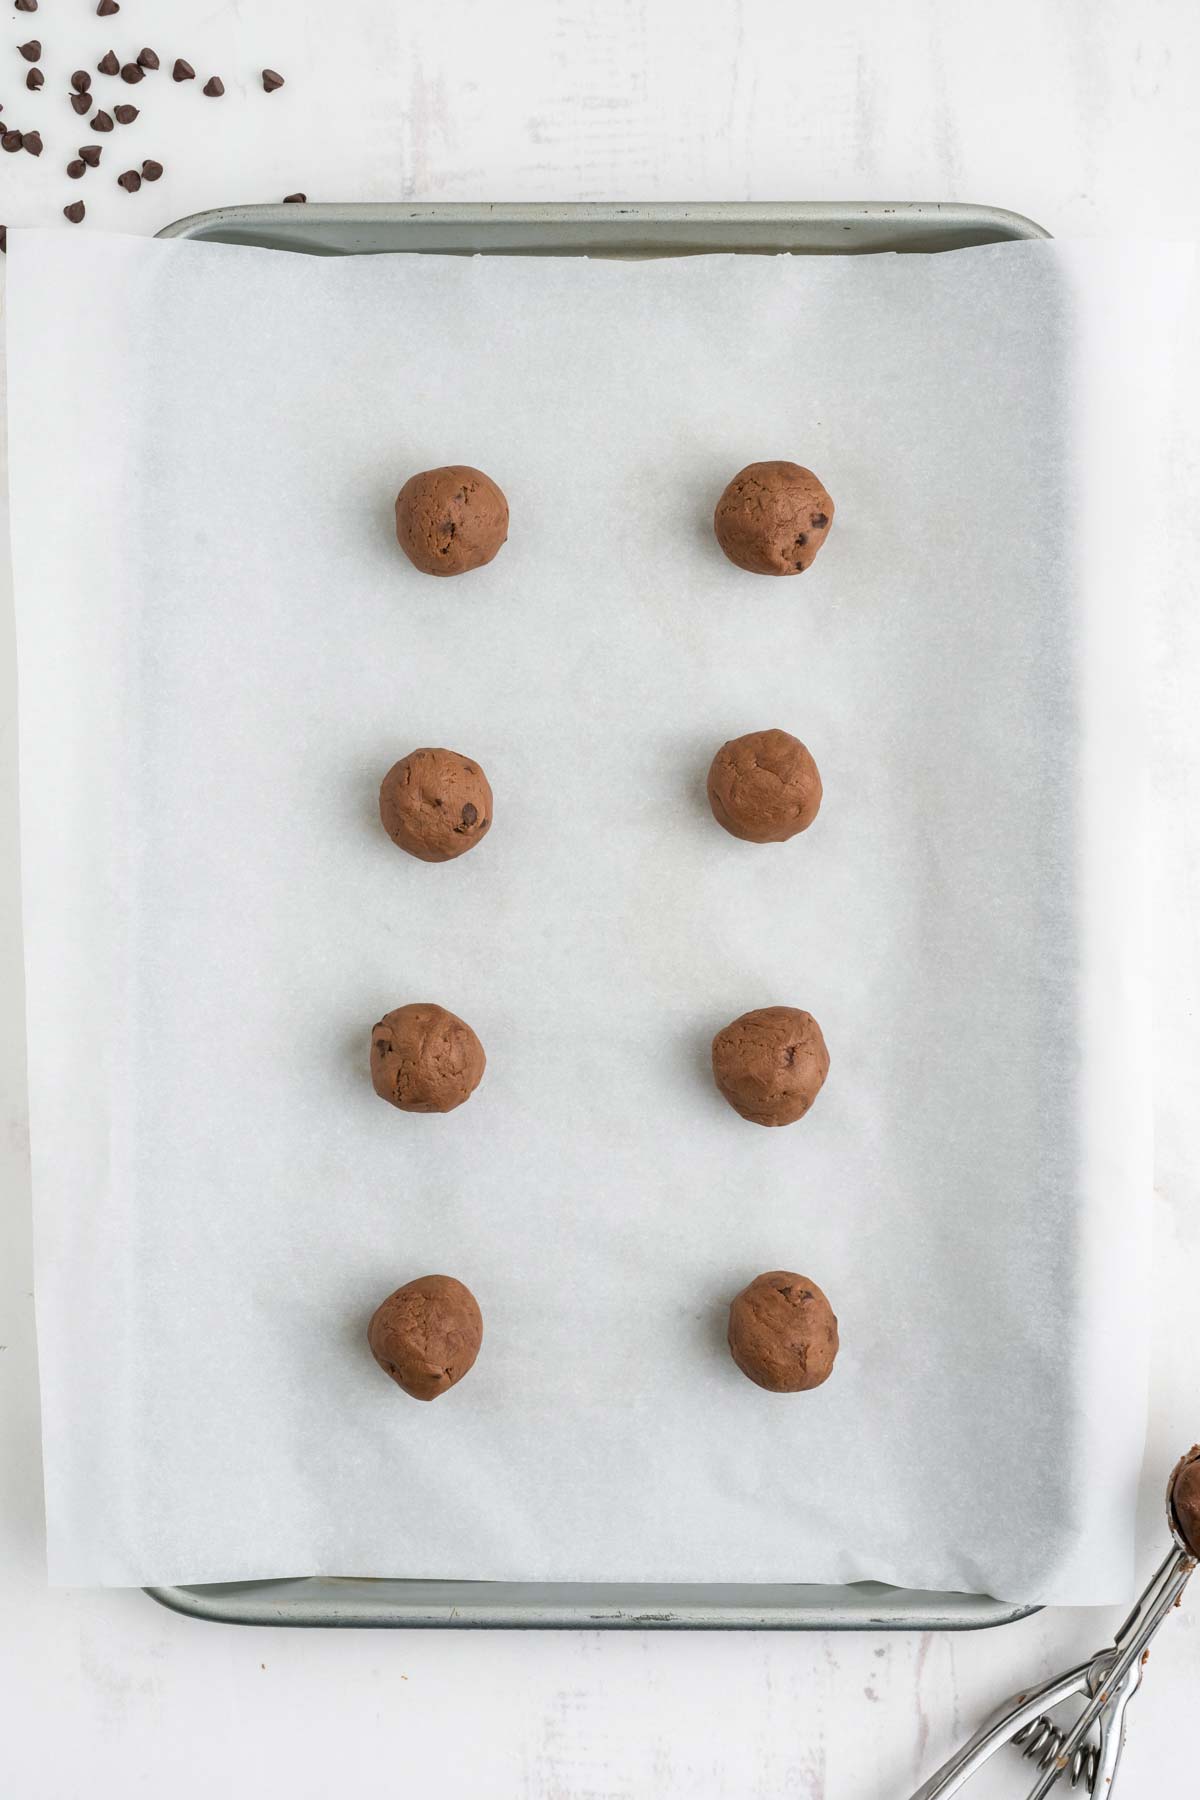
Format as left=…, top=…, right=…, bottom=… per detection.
left=7, top=231, right=1185, bottom=1599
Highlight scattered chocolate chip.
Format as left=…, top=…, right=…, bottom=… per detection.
left=26, top=67, right=44, bottom=90
left=91, top=109, right=114, bottom=131
left=114, top=103, right=138, bottom=123
left=460, top=803, right=478, bottom=827
left=117, top=168, right=140, bottom=192
left=120, top=62, right=143, bottom=84
left=15, top=0, right=38, bottom=11
left=67, top=157, right=86, bottom=178
left=22, top=129, right=41, bottom=156
left=261, top=68, right=284, bottom=92
left=63, top=201, right=85, bottom=223
left=18, top=38, right=41, bottom=60
left=79, top=143, right=101, bottom=166
left=810, top=512, right=829, bottom=529
left=283, top=192, right=306, bottom=203
left=136, top=48, right=159, bottom=71
left=172, top=58, right=195, bottom=82
left=97, top=51, right=119, bottom=76
left=71, top=70, right=92, bottom=93
left=140, top=158, right=162, bottom=180
left=70, top=93, right=92, bottom=113
left=0, top=226, right=6, bottom=253
left=202, top=76, right=224, bottom=97
left=97, top=0, right=120, bottom=14
left=1, top=131, right=23, bottom=153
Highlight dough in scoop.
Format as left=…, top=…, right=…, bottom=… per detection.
left=1171, top=1448, right=1200, bottom=1558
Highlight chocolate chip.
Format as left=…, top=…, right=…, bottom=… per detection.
left=97, top=51, right=119, bottom=76
left=114, top=103, right=138, bottom=123
left=97, top=0, right=120, bottom=13
left=79, top=144, right=101, bottom=166
left=172, top=58, right=194, bottom=82
left=136, top=48, right=159, bottom=71
left=793, top=533, right=807, bottom=548
left=63, top=201, right=85, bottom=223
left=22, top=129, right=42, bottom=156
left=810, top=512, right=829, bottom=529
left=26, top=67, right=44, bottom=90
left=14, top=0, right=38, bottom=11
left=70, top=93, right=93, bottom=115
left=460, top=803, right=478, bottom=827
left=91, top=110, right=114, bottom=131
left=1, top=132, right=23, bottom=153
left=141, top=158, right=162, bottom=180
left=283, top=192, right=306, bottom=203
left=202, top=76, right=224, bottom=97
left=261, top=68, right=284, bottom=92
left=18, top=39, right=41, bottom=61
left=120, top=63, right=144, bottom=84
left=0, top=226, right=6, bottom=254
left=117, top=168, right=140, bottom=192
left=71, top=70, right=92, bottom=92
left=67, top=157, right=86, bottom=178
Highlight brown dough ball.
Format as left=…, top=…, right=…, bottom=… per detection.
left=707, top=728, right=822, bottom=843
left=371, top=1003, right=486, bottom=1113
left=368, top=1274, right=483, bottom=1401
left=712, top=1006, right=829, bottom=1127
left=394, top=464, right=508, bottom=576
left=379, top=747, right=492, bottom=863
left=1170, top=1448, right=1200, bottom=1557
left=728, top=1271, right=839, bottom=1392
left=713, top=461, right=835, bottom=576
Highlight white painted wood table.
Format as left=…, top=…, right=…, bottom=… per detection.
left=2, top=2, right=1198, bottom=1793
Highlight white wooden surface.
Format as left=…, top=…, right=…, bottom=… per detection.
left=2, top=2, right=1199, bottom=1794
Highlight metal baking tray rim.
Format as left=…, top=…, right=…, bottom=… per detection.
left=156, top=198, right=1049, bottom=258
left=146, top=1577, right=1038, bottom=1632
left=143, top=198, right=1049, bottom=1631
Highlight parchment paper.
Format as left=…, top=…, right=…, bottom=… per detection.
left=8, top=231, right=1186, bottom=1599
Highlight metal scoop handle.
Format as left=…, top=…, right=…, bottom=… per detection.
left=909, top=1545, right=1194, bottom=1799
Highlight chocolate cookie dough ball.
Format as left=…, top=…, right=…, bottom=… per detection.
left=371, top=1003, right=486, bottom=1113
left=712, top=1006, right=829, bottom=1127
left=394, top=464, right=508, bottom=576
left=707, top=728, right=822, bottom=843
left=1170, top=1448, right=1200, bottom=1557
left=713, top=461, right=834, bottom=576
left=368, top=1274, right=483, bottom=1401
left=728, top=1271, right=839, bottom=1392
left=379, top=747, right=492, bottom=863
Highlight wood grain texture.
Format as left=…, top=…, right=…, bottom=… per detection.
left=1, top=0, right=1199, bottom=1793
